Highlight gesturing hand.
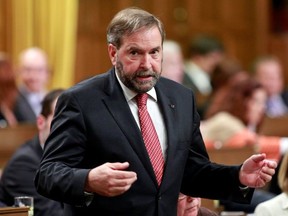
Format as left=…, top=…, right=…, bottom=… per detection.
left=239, top=153, right=277, bottom=188
left=85, top=162, right=137, bottom=197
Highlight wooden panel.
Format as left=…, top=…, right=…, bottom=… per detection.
left=0, top=0, right=12, bottom=53
left=0, top=207, right=29, bottom=216
left=268, top=34, right=288, bottom=85
left=185, top=0, right=269, bottom=69
left=0, top=124, right=37, bottom=169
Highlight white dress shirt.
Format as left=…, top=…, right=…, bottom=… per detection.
left=115, top=71, right=167, bottom=160
left=184, top=61, right=212, bottom=95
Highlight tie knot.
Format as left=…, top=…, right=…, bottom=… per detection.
left=136, top=93, right=148, bottom=108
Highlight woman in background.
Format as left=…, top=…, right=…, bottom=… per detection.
left=0, top=53, right=19, bottom=128
left=202, top=71, right=287, bottom=162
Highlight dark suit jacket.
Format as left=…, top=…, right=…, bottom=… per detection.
left=0, top=136, right=63, bottom=216
left=35, top=68, right=253, bottom=216
left=14, top=91, right=37, bottom=123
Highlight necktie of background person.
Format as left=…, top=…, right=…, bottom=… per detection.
left=136, top=93, right=164, bottom=185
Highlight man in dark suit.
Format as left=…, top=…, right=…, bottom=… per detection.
left=0, top=89, right=64, bottom=216
left=14, top=47, right=50, bottom=123
left=35, top=7, right=277, bottom=216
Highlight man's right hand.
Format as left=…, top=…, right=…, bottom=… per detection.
left=84, top=162, right=137, bottom=197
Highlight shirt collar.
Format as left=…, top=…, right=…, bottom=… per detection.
left=114, top=69, right=157, bottom=102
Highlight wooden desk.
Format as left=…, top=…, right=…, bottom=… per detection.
left=0, top=124, right=37, bottom=168
left=207, top=145, right=255, bottom=165
left=259, top=115, right=288, bottom=137
left=0, top=207, right=29, bottom=216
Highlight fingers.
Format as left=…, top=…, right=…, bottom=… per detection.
left=264, top=160, right=277, bottom=169
left=251, top=153, right=266, bottom=163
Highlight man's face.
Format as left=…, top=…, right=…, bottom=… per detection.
left=256, top=61, right=283, bottom=96
left=108, top=26, right=163, bottom=93
left=19, top=52, right=49, bottom=93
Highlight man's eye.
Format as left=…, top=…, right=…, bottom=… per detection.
left=130, top=51, right=138, bottom=56
left=151, top=50, right=159, bottom=55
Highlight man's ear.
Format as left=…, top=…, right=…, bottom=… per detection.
left=36, top=115, right=45, bottom=131
left=108, top=44, right=117, bottom=66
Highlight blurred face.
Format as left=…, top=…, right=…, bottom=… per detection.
left=177, top=194, right=201, bottom=216
left=256, top=61, right=283, bottom=96
left=203, top=51, right=224, bottom=74
left=108, top=26, right=162, bottom=93
left=162, top=50, right=184, bottom=83
left=19, top=51, right=49, bottom=93
left=246, top=88, right=267, bottom=126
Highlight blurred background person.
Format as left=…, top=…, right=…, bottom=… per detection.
left=0, top=89, right=64, bottom=216
left=183, top=34, right=225, bottom=119
left=253, top=55, right=288, bottom=117
left=202, top=77, right=288, bottom=162
left=177, top=193, right=218, bottom=216
left=162, top=40, right=185, bottom=84
left=254, top=152, right=288, bottom=216
left=15, top=47, right=51, bottom=123
left=0, top=52, right=19, bottom=128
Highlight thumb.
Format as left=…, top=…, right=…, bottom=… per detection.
left=108, top=162, right=130, bottom=170
left=251, top=153, right=266, bottom=163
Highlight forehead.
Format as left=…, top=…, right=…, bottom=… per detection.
left=121, top=26, right=162, bottom=49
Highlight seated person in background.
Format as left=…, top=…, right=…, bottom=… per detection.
left=14, top=47, right=50, bottom=123
left=0, top=52, right=19, bottom=128
left=254, top=152, right=288, bottom=216
left=177, top=193, right=219, bottom=216
left=253, top=55, right=288, bottom=117
left=183, top=34, right=225, bottom=119
left=202, top=77, right=288, bottom=162
left=162, top=40, right=185, bottom=83
left=0, top=89, right=64, bottom=216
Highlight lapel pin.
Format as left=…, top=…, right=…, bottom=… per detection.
left=169, top=104, right=175, bottom=109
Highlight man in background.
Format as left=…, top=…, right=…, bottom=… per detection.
left=253, top=55, right=288, bottom=117
left=15, top=47, right=50, bottom=123
left=183, top=35, right=225, bottom=118
left=162, top=40, right=185, bottom=83
left=0, top=89, right=64, bottom=216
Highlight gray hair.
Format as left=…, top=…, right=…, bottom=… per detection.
left=107, top=7, right=165, bottom=48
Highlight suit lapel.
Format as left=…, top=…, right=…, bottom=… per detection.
left=102, top=70, right=157, bottom=184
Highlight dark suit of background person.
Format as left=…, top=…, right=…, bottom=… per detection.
left=13, top=92, right=37, bottom=123
left=0, top=89, right=64, bottom=216
left=34, top=7, right=276, bottom=216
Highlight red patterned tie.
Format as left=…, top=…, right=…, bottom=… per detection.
left=136, top=93, right=164, bottom=185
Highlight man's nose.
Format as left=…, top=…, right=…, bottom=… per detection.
left=140, top=54, right=152, bottom=70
